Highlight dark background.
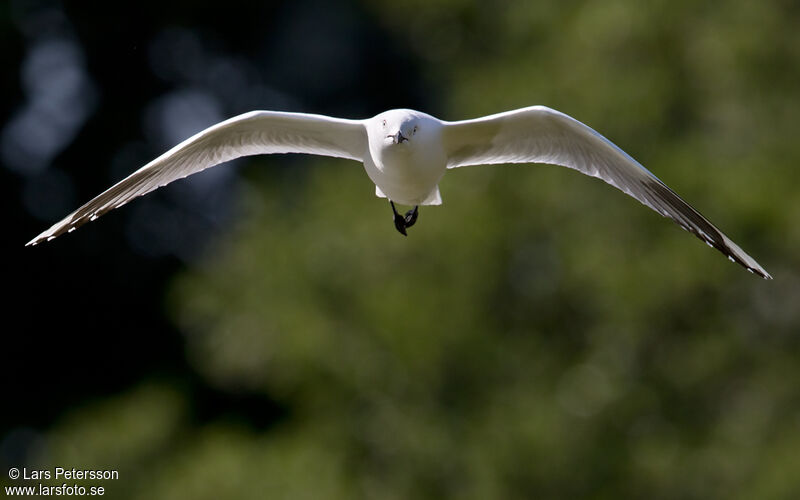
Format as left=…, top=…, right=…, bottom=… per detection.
left=4, top=0, right=421, bottom=430
left=3, top=1, right=800, bottom=498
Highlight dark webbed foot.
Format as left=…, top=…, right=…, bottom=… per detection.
left=390, top=201, right=407, bottom=236
left=393, top=213, right=408, bottom=236
left=404, top=206, right=418, bottom=228
left=390, top=201, right=419, bottom=236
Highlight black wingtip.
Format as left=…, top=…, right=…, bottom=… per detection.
left=641, top=179, right=771, bottom=280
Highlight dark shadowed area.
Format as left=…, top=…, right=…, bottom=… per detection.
left=3, top=0, right=800, bottom=498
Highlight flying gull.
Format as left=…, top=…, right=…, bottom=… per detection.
left=26, top=106, right=771, bottom=279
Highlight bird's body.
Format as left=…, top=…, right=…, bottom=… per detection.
left=366, top=109, right=446, bottom=206
left=26, top=106, right=771, bottom=279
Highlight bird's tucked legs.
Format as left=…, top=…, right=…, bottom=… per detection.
left=390, top=201, right=419, bottom=236
left=390, top=201, right=407, bottom=235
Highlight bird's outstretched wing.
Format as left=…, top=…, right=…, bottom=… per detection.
left=26, top=111, right=367, bottom=246
left=442, top=106, right=771, bottom=279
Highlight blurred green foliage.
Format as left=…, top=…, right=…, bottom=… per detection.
left=30, top=0, right=800, bottom=498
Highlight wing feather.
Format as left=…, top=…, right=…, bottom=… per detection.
left=442, top=106, right=771, bottom=279
left=27, top=111, right=367, bottom=245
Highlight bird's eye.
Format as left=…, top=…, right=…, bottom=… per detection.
left=382, top=120, right=386, bottom=127
left=413, top=125, right=418, bottom=134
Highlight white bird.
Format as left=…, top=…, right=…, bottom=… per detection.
left=26, top=106, right=771, bottom=279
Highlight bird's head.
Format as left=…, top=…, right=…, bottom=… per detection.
left=374, top=109, right=425, bottom=146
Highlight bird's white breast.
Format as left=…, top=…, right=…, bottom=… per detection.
left=364, top=113, right=447, bottom=205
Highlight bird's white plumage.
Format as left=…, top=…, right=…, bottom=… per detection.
left=26, top=106, right=771, bottom=279
left=26, top=111, right=366, bottom=245
left=442, top=106, right=771, bottom=278
left=364, top=109, right=447, bottom=206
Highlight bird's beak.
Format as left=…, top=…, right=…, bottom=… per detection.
left=388, top=131, right=408, bottom=144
